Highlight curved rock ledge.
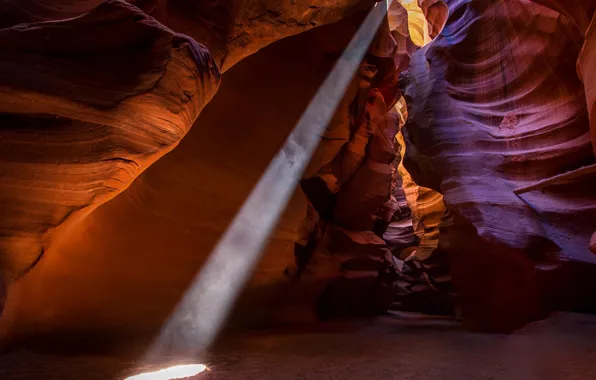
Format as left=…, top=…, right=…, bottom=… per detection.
left=0, top=0, right=220, bottom=280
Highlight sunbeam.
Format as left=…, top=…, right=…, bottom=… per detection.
left=135, top=0, right=394, bottom=370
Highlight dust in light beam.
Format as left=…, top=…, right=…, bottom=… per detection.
left=140, top=0, right=394, bottom=365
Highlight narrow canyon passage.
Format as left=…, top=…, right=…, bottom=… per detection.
left=1, top=0, right=596, bottom=379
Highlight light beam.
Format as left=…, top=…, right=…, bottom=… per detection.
left=142, top=0, right=393, bottom=365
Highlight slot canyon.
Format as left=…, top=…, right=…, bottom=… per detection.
left=0, top=0, right=596, bottom=379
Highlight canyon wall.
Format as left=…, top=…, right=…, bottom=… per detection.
left=289, top=0, right=452, bottom=320
left=404, top=0, right=596, bottom=331
left=2, top=0, right=596, bottom=347
left=0, top=0, right=449, bottom=346
left=0, top=13, right=387, bottom=349
left=0, top=0, right=391, bottom=330
left=0, top=0, right=220, bottom=283
left=0, top=0, right=387, bottom=290
left=0, top=0, right=379, bottom=72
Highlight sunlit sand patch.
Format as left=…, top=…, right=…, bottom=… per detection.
left=125, top=364, right=207, bottom=380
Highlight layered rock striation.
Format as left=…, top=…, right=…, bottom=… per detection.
left=404, top=0, right=596, bottom=331
left=0, top=0, right=220, bottom=281
left=291, top=0, right=450, bottom=319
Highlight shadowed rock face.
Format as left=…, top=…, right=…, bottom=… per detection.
left=290, top=1, right=450, bottom=321
left=417, top=0, right=448, bottom=39
left=530, top=0, right=596, bottom=36
left=404, top=0, right=596, bottom=331
left=579, top=12, right=596, bottom=158
left=2, top=0, right=376, bottom=72
left=532, top=0, right=596, bottom=160
left=134, top=0, right=380, bottom=71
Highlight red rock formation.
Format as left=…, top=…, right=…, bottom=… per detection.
left=1, top=0, right=380, bottom=72
left=0, top=15, right=390, bottom=346
left=0, top=0, right=396, bottom=310
left=538, top=0, right=596, bottom=257
left=579, top=13, right=596, bottom=155
left=292, top=0, right=451, bottom=319
left=0, top=0, right=220, bottom=281
left=397, top=130, right=445, bottom=263
left=530, top=1, right=596, bottom=156
left=378, top=107, right=420, bottom=260
left=132, top=0, right=381, bottom=72
left=0, top=0, right=409, bottom=288
left=417, top=0, right=449, bottom=39
left=404, top=0, right=596, bottom=331
left=291, top=2, right=408, bottom=318
left=530, top=1, right=596, bottom=36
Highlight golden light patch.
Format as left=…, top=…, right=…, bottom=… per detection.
left=125, top=364, right=207, bottom=380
